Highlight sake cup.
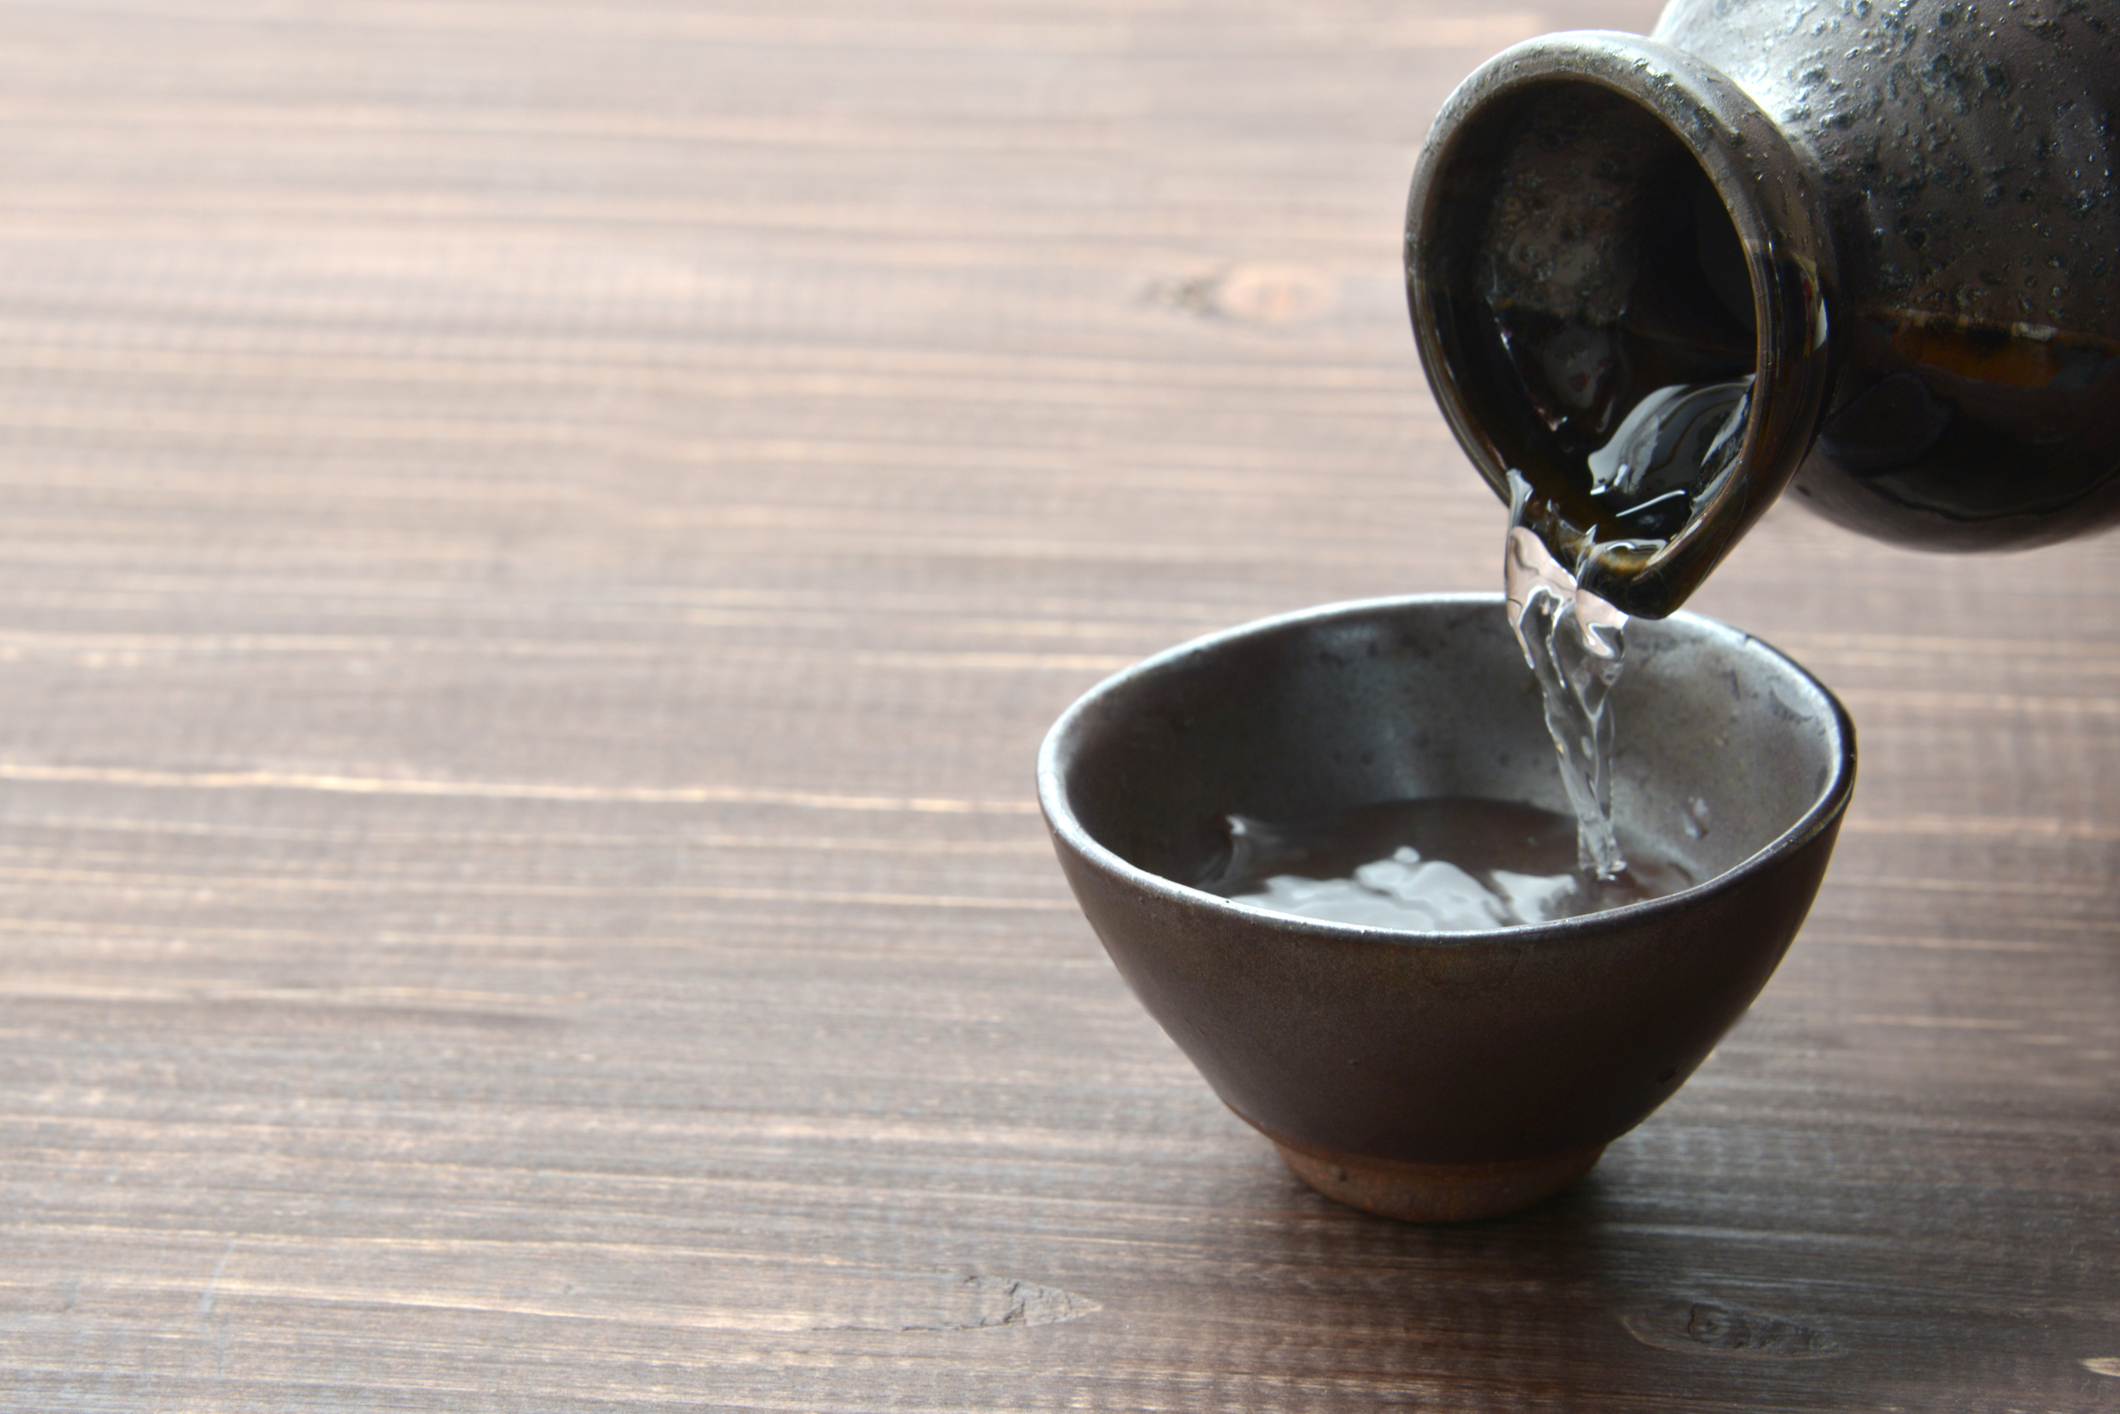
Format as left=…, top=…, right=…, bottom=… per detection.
left=1037, top=593, right=1854, bottom=1222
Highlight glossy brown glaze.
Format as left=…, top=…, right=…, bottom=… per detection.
left=1667, top=0, right=2120, bottom=549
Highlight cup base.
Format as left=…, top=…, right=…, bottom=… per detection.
left=1269, top=1134, right=1606, bottom=1223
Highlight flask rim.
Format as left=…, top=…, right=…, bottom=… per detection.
left=1406, top=31, right=1838, bottom=619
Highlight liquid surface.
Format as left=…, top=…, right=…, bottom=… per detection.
left=1581, top=374, right=1752, bottom=542
left=1199, top=797, right=1693, bottom=933
left=1491, top=298, right=1756, bottom=553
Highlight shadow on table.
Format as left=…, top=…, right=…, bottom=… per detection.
left=1226, top=1149, right=2109, bottom=1412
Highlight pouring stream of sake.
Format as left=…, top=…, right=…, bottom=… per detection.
left=1504, top=470, right=1631, bottom=880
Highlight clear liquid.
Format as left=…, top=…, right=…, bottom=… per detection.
left=1200, top=797, right=1692, bottom=932
left=1489, top=297, right=1756, bottom=553
left=1506, top=471, right=1630, bottom=879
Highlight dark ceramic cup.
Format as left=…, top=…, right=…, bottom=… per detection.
left=1038, top=594, right=1855, bottom=1222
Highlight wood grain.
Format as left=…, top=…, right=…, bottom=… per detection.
left=0, top=0, right=2114, bottom=1410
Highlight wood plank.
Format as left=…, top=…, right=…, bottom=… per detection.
left=0, top=0, right=2113, bottom=1409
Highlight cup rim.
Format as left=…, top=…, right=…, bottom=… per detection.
left=1037, top=592, right=1856, bottom=946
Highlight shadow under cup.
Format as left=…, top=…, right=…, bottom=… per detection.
left=1038, top=594, right=1855, bottom=1222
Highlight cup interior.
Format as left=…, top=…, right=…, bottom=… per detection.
left=1048, top=594, right=1849, bottom=917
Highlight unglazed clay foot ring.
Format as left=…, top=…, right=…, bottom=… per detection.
left=1269, top=1132, right=1607, bottom=1223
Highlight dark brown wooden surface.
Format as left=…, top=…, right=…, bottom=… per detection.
left=1, top=1, right=2115, bottom=1409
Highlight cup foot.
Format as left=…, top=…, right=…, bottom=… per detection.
left=1271, top=1136, right=1606, bottom=1222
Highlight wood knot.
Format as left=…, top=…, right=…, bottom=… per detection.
left=1621, top=1297, right=1843, bottom=1360
left=1149, top=265, right=1336, bottom=324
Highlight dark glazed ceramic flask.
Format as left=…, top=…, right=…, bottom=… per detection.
left=1407, top=0, right=2120, bottom=619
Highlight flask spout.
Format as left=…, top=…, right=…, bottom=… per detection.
left=1407, top=33, right=1835, bottom=618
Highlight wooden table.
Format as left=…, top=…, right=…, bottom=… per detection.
left=2, top=1, right=2114, bottom=1409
